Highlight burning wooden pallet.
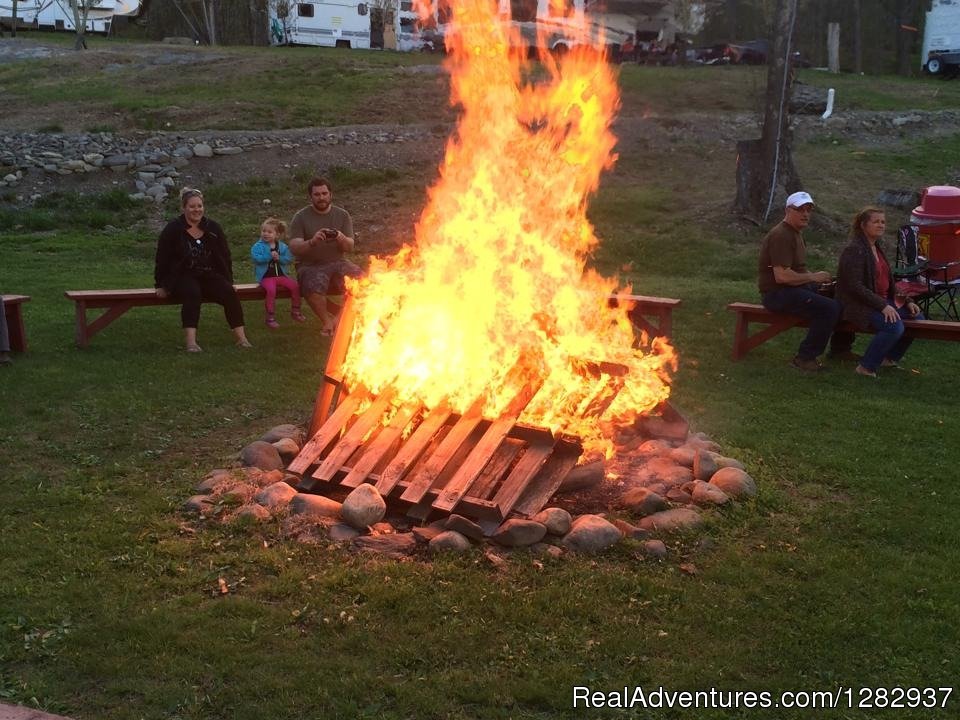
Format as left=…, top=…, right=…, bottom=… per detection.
left=288, top=373, right=584, bottom=525
left=288, top=297, right=585, bottom=525
left=287, top=295, right=680, bottom=527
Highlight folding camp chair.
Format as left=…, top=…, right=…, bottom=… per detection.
left=894, top=224, right=960, bottom=320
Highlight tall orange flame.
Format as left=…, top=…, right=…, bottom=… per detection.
left=340, top=0, right=675, bottom=454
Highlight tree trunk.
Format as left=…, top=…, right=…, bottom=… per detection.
left=207, top=0, right=217, bottom=46
left=69, top=0, right=89, bottom=50
left=853, top=0, right=862, bottom=74
left=895, top=0, right=920, bottom=76
left=733, top=0, right=801, bottom=222
left=827, top=22, right=840, bottom=72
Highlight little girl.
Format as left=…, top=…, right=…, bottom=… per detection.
left=251, top=218, right=305, bottom=328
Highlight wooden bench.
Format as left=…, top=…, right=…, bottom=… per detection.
left=2, top=294, right=30, bottom=352
left=65, top=285, right=681, bottom=348
left=609, top=294, right=681, bottom=339
left=728, top=302, right=960, bottom=360
left=65, top=283, right=305, bottom=348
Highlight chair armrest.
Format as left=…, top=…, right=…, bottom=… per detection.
left=893, top=263, right=926, bottom=278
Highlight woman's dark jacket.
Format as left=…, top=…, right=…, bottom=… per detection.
left=154, top=215, right=233, bottom=292
left=835, top=235, right=895, bottom=332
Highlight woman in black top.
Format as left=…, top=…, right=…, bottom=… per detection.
left=154, top=188, right=252, bottom=352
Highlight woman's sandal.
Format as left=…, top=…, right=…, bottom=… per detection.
left=186, top=345, right=203, bottom=353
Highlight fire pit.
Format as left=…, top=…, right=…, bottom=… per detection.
left=181, top=1, right=757, bottom=560
left=288, top=0, right=675, bottom=505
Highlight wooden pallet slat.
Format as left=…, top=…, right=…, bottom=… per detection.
left=376, top=402, right=453, bottom=496
left=288, top=386, right=370, bottom=478
left=492, top=441, right=554, bottom=518
left=406, top=422, right=490, bottom=520
left=469, top=438, right=525, bottom=500
left=431, top=377, right=543, bottom=514
left=399, top=397, right=486, bottom=505
left=312, top=389, right=397, bottom=483
left=340, top=401, right=422, bottom=488
left=511, top=435, right=584, bottom=517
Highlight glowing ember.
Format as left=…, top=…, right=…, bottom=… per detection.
left=340, top=0, right=676, bottom=453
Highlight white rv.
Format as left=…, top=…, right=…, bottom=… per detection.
left=270, top=0, right=629, bottom=55
left=272, top=0, right=374, bottom=48
left=1, top=0, right=141, bottom=33
left=922, top=0, right=960, bottom=75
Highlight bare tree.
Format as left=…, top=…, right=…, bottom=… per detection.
left=733, top=0, right=801, bottom=222
left=171, top=0, right=218, bottom=45
left=65, top=0, right=105, bottom=50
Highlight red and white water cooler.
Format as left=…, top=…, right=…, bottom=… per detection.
left=910, top=185, right=960, bottom=281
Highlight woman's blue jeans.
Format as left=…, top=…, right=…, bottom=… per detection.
left=861, top=305, right=924, bottom=371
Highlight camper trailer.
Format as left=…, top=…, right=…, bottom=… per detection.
left=270, top=0, right=628, bottom=55
left=272, top=0, right=374, bottom=48
left=409, top=0, right=631, bottom=56
left=0, top=0, right=141, bottom=33
left=922, top=0, right=960, bottom=76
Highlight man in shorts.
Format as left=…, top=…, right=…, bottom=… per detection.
left=288, top=177, right=362, bottom=334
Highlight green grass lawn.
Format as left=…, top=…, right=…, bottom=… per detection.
left=2, top=43, right=960, bottom=720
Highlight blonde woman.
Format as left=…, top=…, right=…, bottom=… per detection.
left=836, top=206, right=922, bottom=378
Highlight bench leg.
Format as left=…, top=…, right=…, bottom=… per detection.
left=75, top=302, right=136, bottom=347
left=5, top=304, right=27, bottom=353
left=75, top=300, right=90, bottom=348
left=732, top=314, right=804, bottom=360
left=627, top=307, right=673, bottom=341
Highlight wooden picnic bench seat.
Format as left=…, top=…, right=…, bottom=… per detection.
left=65, top=285, right=681, bottom=348
left=65, top=283, right=298, bottom=347
left=2, top=294, right=30, bottom=352
left=609, top=294, right=681, bottom=339
left=727, top=301, right=960, bottom=360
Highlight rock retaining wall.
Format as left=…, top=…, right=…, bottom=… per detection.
left=0, top=126, right=436, bottom=201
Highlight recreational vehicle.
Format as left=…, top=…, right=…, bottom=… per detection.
left=271, top=0, right=375, bottom=48
left=270, top=0, right=629, bottom=56
left=922, top=0, right=960, bottom=76
left=0, top=0, right=141, bottom=33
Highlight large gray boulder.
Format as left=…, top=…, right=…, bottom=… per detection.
left=562, top=514, right=622, bottom=553
left=254, top=481, right=298, bottom=510
left=628, top=457, right=693, bottom=488
left=240, top=441, right=284, bottom=471
left=444, top=514, right=484, bottom=541
left=693, top=450, right=719, bottom=480
left=709, top=467, right=757, bottom=499
left=531, top=507, right=572, bottom=536
left=272, top=437, right=300, bottom=464
left=261, top=424, right=304, bottom=445
left=289, top=493, right=342, bottom=519
left=341, top=484, right=387, bottom=529
left=690, top=480, right=730, bottom=506
left=620, top=487, right=669, bottom=516
left=636, top=508, right=703, bottom=533
left=234, top=504, right=271, bottom=523
left=491, top=519, right=547, bottom=547
left=429, top=530, right=473, bottom=554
